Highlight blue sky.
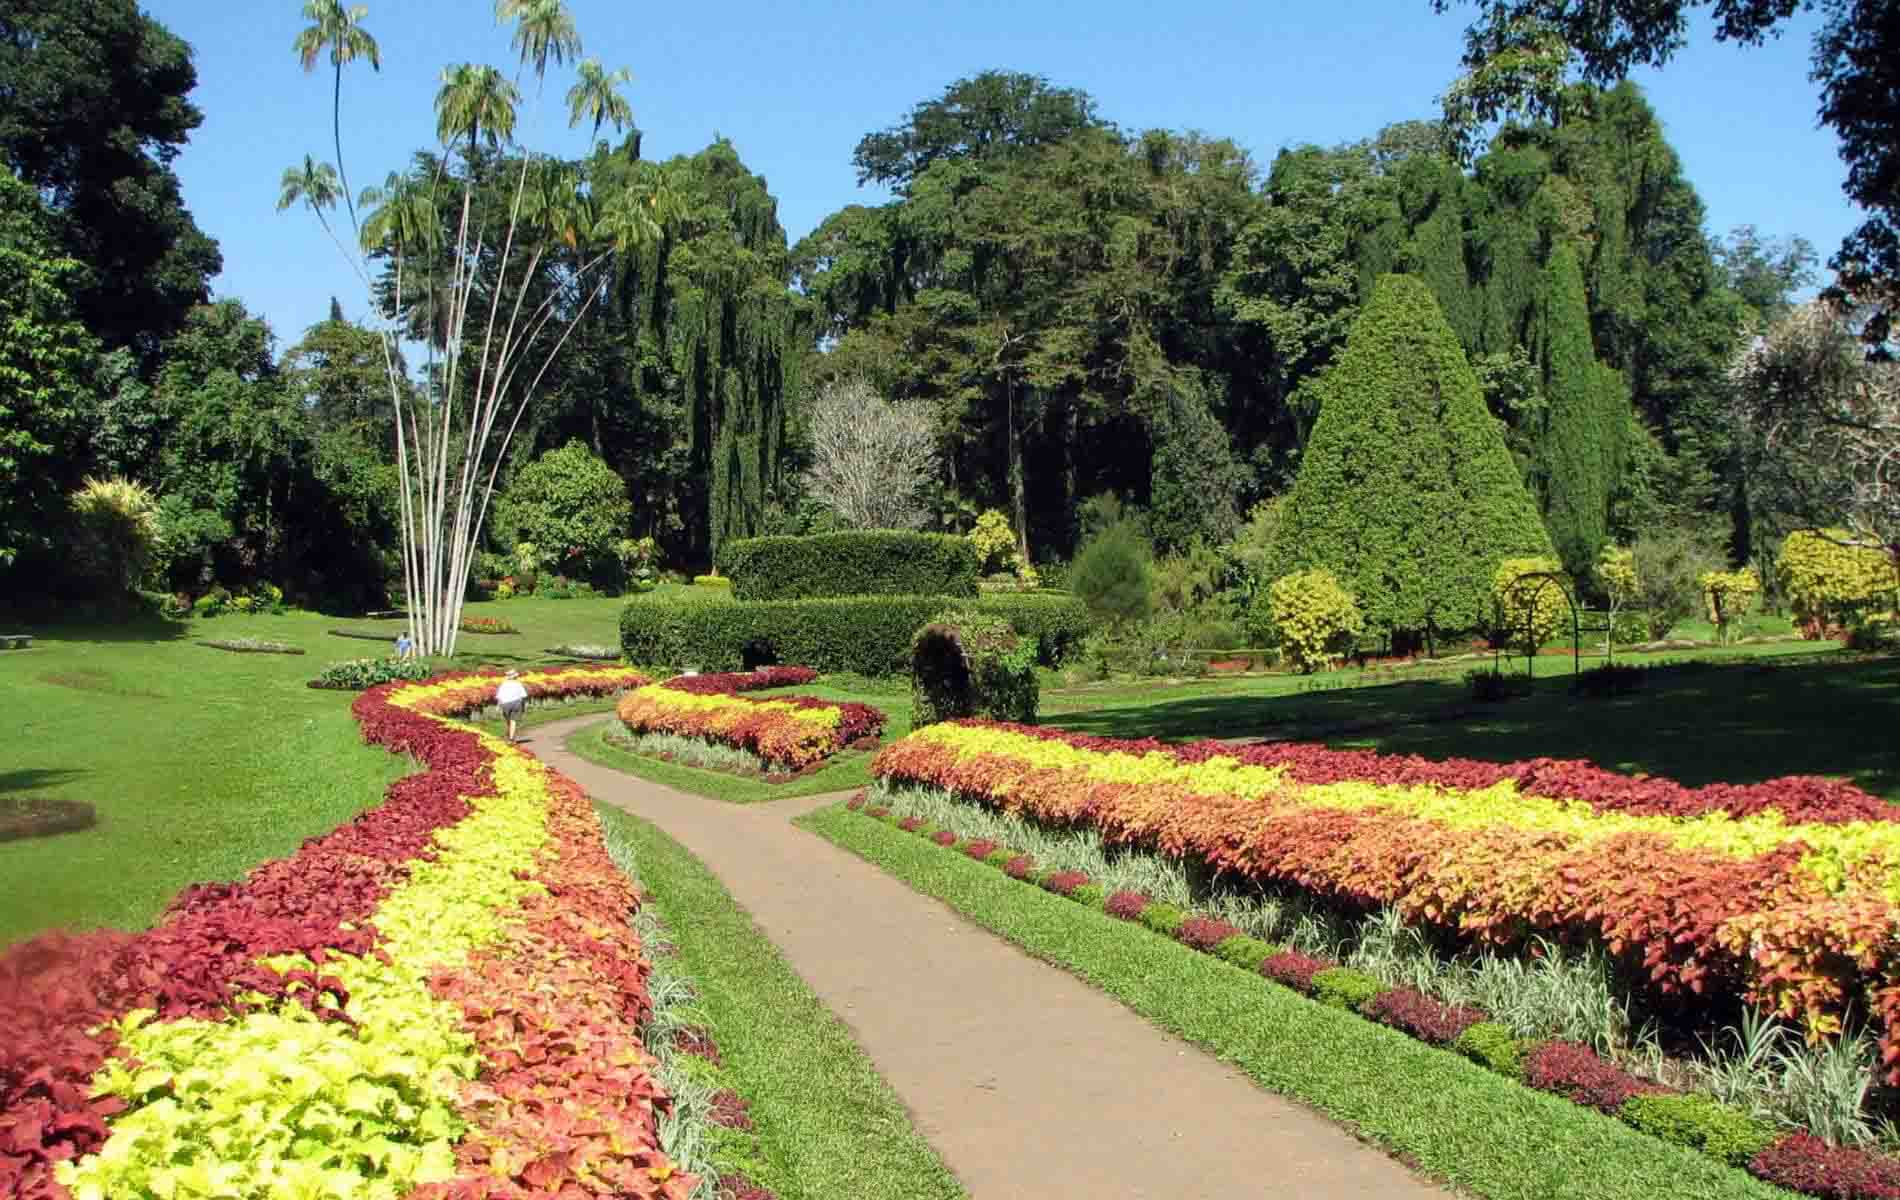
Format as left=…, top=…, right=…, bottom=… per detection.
left=146, top=0, right=1860, bottom=351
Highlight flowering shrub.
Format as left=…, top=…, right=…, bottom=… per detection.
left=874, top=719, right=1900, bottom=1074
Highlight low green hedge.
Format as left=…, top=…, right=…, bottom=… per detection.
left=717, top=532, right=979, bottom=601
left=620, top=593, right=1091, bottom=676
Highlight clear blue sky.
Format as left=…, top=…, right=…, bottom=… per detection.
left=145, top=0, right=1861, bottom=351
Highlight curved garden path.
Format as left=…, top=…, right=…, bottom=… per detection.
left=534, top=714, right=1450, bottom=1200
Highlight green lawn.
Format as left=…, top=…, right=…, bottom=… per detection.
left=803, top=805, right=1785, bottom=1200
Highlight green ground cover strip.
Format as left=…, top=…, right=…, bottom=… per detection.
left=801, top=806, right=1790, bottom=1200
left=565, top=684, right=915, bottom=804
left=595, top=803, right=964, bottom=1200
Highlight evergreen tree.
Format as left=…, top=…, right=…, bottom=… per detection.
left=1270, top=274, right=1553, bottom=639
left=1538, top=242, right=1620, bottom=576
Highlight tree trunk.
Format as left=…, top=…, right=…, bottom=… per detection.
left=1009, top=384, right=1029, bottom=563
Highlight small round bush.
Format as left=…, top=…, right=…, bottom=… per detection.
left=1263, top=568, right=1364, bottom=673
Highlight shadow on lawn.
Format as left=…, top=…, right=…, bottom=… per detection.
left=0, top=768, right=87, bottom=796
left=15, top=614, right=191, bottom=646
left=1048, top=655, right=1900, bottom=799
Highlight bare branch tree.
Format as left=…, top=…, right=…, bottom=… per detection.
left=1729, top=299, right=1900, bottom=576
left=801, top=379, right=940, bottom=530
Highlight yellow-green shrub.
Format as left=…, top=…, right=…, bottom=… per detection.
left=1698, top=567, right=1761, bottom=642
left=1265, top=569, right=1364, bottom=673
left=1492, top=557, right=1567, bottom=651
left=968, top=509, right=1016, bottom=573
left=1777, top=529, right=1896, bottom=633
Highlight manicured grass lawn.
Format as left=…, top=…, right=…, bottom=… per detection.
left=802, top=805, right=1785, bottom=1200
left=595, top=804, right=964, bottom=1200
left=0, top=611, right=412, bottom=946
left=565, top=684, right=914, bottom=803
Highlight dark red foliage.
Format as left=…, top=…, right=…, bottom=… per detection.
left=1040, top=870, right=1091, bottom=896
left=673, top=1027, right=723, bottom=1065
left=1175, top=916, right=1245, bottom=952
left=897, top=816, right=924, bottom=832
left=962, top=839, right=999, bottom=860
left=1261, top=951, right=1333, bottom=993
left=951, top=720, right=1892, bottom=824
left=1361, top=986, right=1487, bottom=1045
left=707, top=1089, right=754, bottom=1131
left=1104, top=891, right=1151, bottom=920
left=1003, top=855, right=1036, bottom=879
left=1521, top=1041, right=1663, bottom=1113
left=846, top=791, right=867, bottom=811
left=719, top=1172, right=777, bottom=1200
left=661, top=667, right=818, bottom=694
left=866, top=806, right=890, bottom=819
left=931, top=830, right=958, bottom=847
left=1750, top=1134, right=1900, bottom=1199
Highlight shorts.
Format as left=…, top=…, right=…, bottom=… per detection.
left=500, top=700, right=525, bottom=719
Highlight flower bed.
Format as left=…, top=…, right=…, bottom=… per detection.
left=872, top=720, right=1900, bottom=1083
left=0, top=666, right=686, bottom=1200
left=615, top=669, right=882, bottom=770
left=457, top=615, right=519, bottom=635
left=844, top=789, right=1900, bottom=1199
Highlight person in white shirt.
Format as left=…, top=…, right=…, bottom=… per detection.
left=495, top=669, right=529, bottom=742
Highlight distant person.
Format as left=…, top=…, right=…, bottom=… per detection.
left=495, top=669, right=528, bottom=743
left=394, top=631, right=415, bottom=660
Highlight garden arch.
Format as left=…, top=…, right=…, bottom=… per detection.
left=1495, top=570, right=1585, bottom=680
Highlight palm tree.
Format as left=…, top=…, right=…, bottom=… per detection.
left=435, top=64, right=520, bottom=155
left=293, top=1, right=380, bottom=228
left=495, top=0, right=580, bottom=84
left=565, top=58, right=635, bottom=144
left=277, top=156, right=341, bottom=222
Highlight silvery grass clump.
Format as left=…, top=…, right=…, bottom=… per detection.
left=608, top=730, right=767, bottom=775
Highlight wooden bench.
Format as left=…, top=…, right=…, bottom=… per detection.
left=1, top=634, right=32, bottom=649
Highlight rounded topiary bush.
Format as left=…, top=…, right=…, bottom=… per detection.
left=910, top=612, right=1038, bottom=728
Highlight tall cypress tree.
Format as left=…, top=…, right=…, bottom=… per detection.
left=1269, top=274, right=1553, bottom=638
left=1538, top=242, right=1621, bottom=576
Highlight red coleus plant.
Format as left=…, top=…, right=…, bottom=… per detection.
left=1175, top=916, right=1245, bottom=953
left=1750, top=1134, right=1900, bottom=1199
left=1361, top=986, right=1487, bottom=1045
left=660, top=667, right=818, bottom=695
left=1521, top=1041, right=1664, bottom=1114
left=1261, top=951, right=1333, bottom=993
left=1104, top=891, right=1151, bottom=920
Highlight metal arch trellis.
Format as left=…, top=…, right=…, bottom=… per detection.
left=1495, top=570, right=1587, bottom=681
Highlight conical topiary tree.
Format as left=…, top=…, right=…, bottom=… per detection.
left=1269, top=273, right=1555, bottom=641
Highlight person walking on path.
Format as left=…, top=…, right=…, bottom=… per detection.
left=495, top=669, right=529, bottom=742
left=394, top=631, right=415, bottom=660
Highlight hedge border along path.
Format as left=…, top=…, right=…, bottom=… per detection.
left=0, top=665, right=735, bottom=1200
left=533, top=713, right=1450, bottom=1200
left=839, top=790, right=1900, bottom=1198
left=799, top=801, right=1796, bottom=1200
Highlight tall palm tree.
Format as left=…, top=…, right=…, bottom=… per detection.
left=565, top=58, right=634, bottom=144
left=495, top=0, right=580, bottom=84
left=276, top=155, right=340, bottom=224
left=435, top=64, right=521, bottom=155
left=293, top=1, right=380, bottom=228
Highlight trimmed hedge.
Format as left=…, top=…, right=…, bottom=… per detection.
left=717, top=532, right=979, bottom=601
left=621, top=593, right=1090, bottom=676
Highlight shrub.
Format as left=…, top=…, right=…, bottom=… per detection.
left=962, top=592, right=1091, bottom=665
left=1104, top=890, right=1150, bottom=920
left=1465, top=668, right=1532, bottom=703
left=962, top=838, right=1000, bottom=861
left=458, top=616, right=518, bottom=635
left=1070, top=882, right=1107, bottom=908
left=1778, top=529, right=1897, bottom=637
left=1137, top=903, right=1186, bottom=937
left=1361, top=986, right=1486, bottom=1045
left=1261, top=950, right=1332, bottom=993
left=1521, top=1041, right=1658, bottom=1114
left=909, top=614, right=1038, bottom=727
left=68, top=476, right=161, bottom=594
left=1453, top=1022, right=1525, bottom=1076
left=1631, top=526, right=1724, bottom=638
left=1214, top=935, right=1277, bottom=972
left=1002, top=854, right=1036, bottom=879
left=693, top=574, right=731, bottom=589
left=1492, top=556, right=1568, bottom=653
left=930, top=830, right=957, bottom=847
left=1699, top=567, right=1762, bottom=643
left=1749, top=1132, right=1900, bottom=1199
left=310, top=657, right=432, bottom=690
left=1618, top=1093, right=1776, bottom=1167
left=1041, top=870, right=1090, bottom=897
left=1264, top=569, right=1364, bottom=673
left=717, top=531, right=979, bottom=601
left=1069, top=521, right=1152, bottom=629
left=1311, top=967, right=1384, bottom=1011
left=968, top=509, right=1016, bottom=574
left=622, top=594, right=1071, bottom=677
left=1573, top=662, right=1646, bottom=698
left=1848, top=612, right=1900, bottom=652
left=1175, top=916, right=1244, bottom=952
left=496, top=441, right=631, bottom=579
